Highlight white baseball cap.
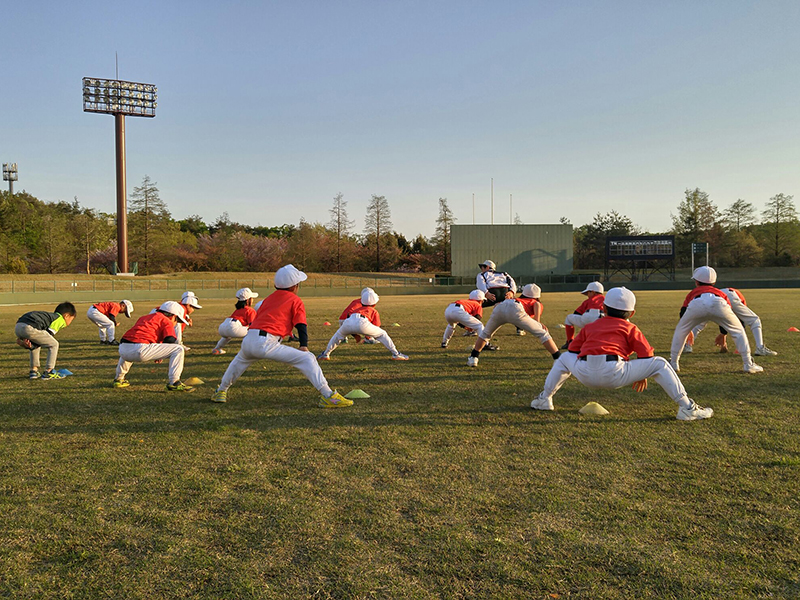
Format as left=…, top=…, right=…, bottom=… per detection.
left=159, top=300, right=189, bottom=324
left=468, top=290, right=486, bottom=302
left=479, top=260, right=496, bottom=270
left=361, top=287, right=380, bottom=306
left=274, top=264, right=308, bottom=288
left=181, top=291, right=202, bottom=309
left=522, top=283, right=541, bottom=299
left=604, top=287, right=636, bottom=312
left=121, top=299, right=133, bottom=317
left=581, top=281, right=604, bottom=294
left=236, top=287, right=259, bottom=301
left=692, top=266, right=717, bottom=285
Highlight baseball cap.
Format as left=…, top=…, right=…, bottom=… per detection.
left=159, top=300, right=189, bottom=324
left=478, top=260, right=496, bottom=270
left=692, top=266, right=717, bottom=285
left=604, top=287, right=636, bottom=312
left=468, top=290, right=486, bottom=302
left=236, top=287, right=259, bottom=301
left=120, top=299, right=133, bottom=317
left=581, top=281, right=604, bottom=294
left=181, top=291, right=202, bottom=309
left=361, top=287, right=380, bottom=306
left=522, top=283, right=541, bottom=299
left=274, top=264, right=308, bottom=289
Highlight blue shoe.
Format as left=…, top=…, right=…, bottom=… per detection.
left=41, top=370, right=66, bottom=380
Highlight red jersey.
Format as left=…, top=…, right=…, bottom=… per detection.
left=682, top=285, right=730, bottom=308
left=452, top=299, right=483, bottom=319
left=93, top=302, right=122, bottom=319
left=516, top=297, right=542, bottom=320
left=568, top=317, right=654, bottom=359
left=339, top=298, right=363, bottom=320
left=341, top=299, right=381, bottom=326
left=229, top=306, right=257, bottom=327
left=152, top=303, right=192, bottom=331
left=575, top=294, right=605, bottom=315
left=250, top=290, right=307, bottom=337
left=121, top=312, right=176, bottom=344
left=722, top=287, right=747, bottom=305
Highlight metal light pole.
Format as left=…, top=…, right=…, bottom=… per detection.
left=2, top=163, right=18, bottom=194
left=82, top=77, right=157, bottom=275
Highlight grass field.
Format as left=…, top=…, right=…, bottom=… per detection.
left=1, top=289, right=799, bottom=599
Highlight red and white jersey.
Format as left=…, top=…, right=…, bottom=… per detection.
left=339, top=298, right=363, bottom=320
left=516, top=297, right=542, bottom=320
left=152, top=303, right=192, bottom=331
left=92, top=302, right=122, bottom=319
left=451, top=298, right=483, bottom=319
left=568, top=317, right=654, bottom=359
left=721, top=287, right=747, bottom=305
left=341, top=299, right=381, bottom=327
left=250, top=290, right=307, bottom=338
left=574, top=294, right=605, bottom=315
left=121, top=312, right=176, bottom=344
left=229, top=306, right=257, bottom=327
left=682, top=285, right=730, bottom=308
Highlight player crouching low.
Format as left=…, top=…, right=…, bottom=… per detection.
left=531, top=287, right=713, bottom=421
left=562, top=281, right=605, bottom=349
left=318, top=288, right=409, bottom=361
left=113, top=301, right=194, bottom=391
left=467, top=284, right=559, bottom=367
left=441, top=290, right=495, bottom=349
left=212, top=287, right=259, bottom=355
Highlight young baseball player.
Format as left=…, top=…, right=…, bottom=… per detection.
left=531, top=287, right=713, bottom=421
left=211, top=265, right=352, bottom=408
left=670, top=267, right=763, bottom=373
left=441, top=290, right=491, bottom=348
left=467, top=284, right=559, bottom=366
left=113, top=301, right=194, bottom=391
left=317, top=288, right=409, bottom=361
left=212, top=288, right=259, bottom=355
left=562, top=281, right=605, bottom=349
left=86, top=300, right=133, bottom=345
left=334, top=296, right=376, bottom=344
left=15, top=302, right=77, bottom=380
left=683, top=286, right=777, bottom=357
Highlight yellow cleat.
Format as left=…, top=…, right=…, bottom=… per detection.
left=318, top=391, right=353, bottom=408
left=113, top=379, right=130, bottom=388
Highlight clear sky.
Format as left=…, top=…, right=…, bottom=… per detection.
left=3, top=1, right=799, bottom=237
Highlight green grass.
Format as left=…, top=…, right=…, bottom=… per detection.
left=1, top=290, right=799, bottom=599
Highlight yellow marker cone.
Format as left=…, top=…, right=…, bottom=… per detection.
left=184, top=377, right=205, bottom=386
left=344, top=389, right=370, bottom=399
left=579, top=402, right=609, bottom=415
left=392, top=323, right=400, bottom=327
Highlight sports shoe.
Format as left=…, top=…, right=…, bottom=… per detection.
left=342, top=337, right=349, bottom=344
left=166, top=381, right=194, bottom=392
left=317, top=353, right=330, bottom=361
left=40, top=370, right=66, bottom=380
left=530, top=393, right=554, bottom=411
left=391, top=353, right=409, bottom=360
left=441, top=342, right=448, bottom=348
left=318, top=391, right=353, bottom=408
left=108, top=340, right=120, bottom=346
left=211, top=348, right=226, bottom=355
left=677, top=401, right=713, bottom=421
left=670, top=361, right=680, bottom=373
left=211, top=389, right=228, bottom=403
left=467, top=356, right=479, bottom=367
left=100, top=340, right=110, bottom=345
left=463, top=330, right=477, bottom=337
left=363, top=337, right=378, bottom=344
left=743, top=362, right=764, bottom=374
left=113, top=379, right=130, bottom=388
left=755, top=346, right=777, bottom=356
left=485, top=343, right=499, bottom=351
left=516, top=328, right=526, bottom=336
left=561, top=340, right=573, bottom=350
left=683, top=344, right=693, bottom=353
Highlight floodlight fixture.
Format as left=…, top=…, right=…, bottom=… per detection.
left=2, top=163, right=18, bottom=194
left=82, top=76, right=157, bottom=275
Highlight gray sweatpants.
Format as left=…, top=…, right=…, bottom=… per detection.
left=15, top=322, right=59, bottom=371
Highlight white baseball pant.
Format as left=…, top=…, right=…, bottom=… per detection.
left=690, top=293, right=765, bottom=349
left=564, top=308, right=603, bottom=329
left=479, top=299, right=552, bottom=343
left=116, top=342, right=186, bottom=383
left=87, top=306, right=116, bottom=342
left=214, top=318, right=249, bottom=351
left=320, top=314, right=400, bottom=358
left=540, top=352, right=692, bottom=409
left=442, top=304, right=484, bottom=345
left=670, top=294, right=754, bottom=370
left=217, top=329, right=333, bottom=396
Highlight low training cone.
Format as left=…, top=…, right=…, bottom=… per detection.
left=323, top=321, right=331, bottom=326
left=184, top=377, right=205, bottom=386
left=344, top=389, right=370, bottom=399
left=392, top=323, right=401, bottom=327
left=788, top=327, right=799, bottom=332
left=579, top=402, right=609, bottom=415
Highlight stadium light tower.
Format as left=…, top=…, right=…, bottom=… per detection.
left=82, top=76, right=157, bottom=275
left=3, top=163, right=18, bottom=194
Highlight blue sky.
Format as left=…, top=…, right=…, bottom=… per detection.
left=3, top=1, right=799, bottom=237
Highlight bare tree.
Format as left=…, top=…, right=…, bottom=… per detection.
left=328, top=193, right=354, bottom=272
left=129, top=175, right=170, bottom=275
left=761, top=193, right=798, bottom=260
left=364, top=194, right=392, bottom=271
left=723, top=199, right=757, bottom=232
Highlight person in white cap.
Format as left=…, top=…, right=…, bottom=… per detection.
left=669, top=266, right=763, bottom=373
left=86, top=300, right=133, bottom=345
left=532, top=287, right=713, bottom=421
left=467, top=284, right=559, bottom=366
left=476, top=260, right=517, bottom=305
left=441, top=290, right=494, bottom=349
left=562, top=281, right=605, bottom=349
left=175, top=291, right=202, bottom=347
left=683, top=286, right=777, bottom=357
left=212, top=288, right=259, bottom=355
left=317, top=288, right=409, bottom=361
left=112, top=301, right=194, bottom=391
left=211, top=265, right=352, bottom=408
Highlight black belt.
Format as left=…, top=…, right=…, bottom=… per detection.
left=259, top=330, right=268, bottom=337
left=120, top=338, right=133, bottom=344
left=454, top=303, right=462, bottom=308
left=579, top=354, right=621, bottom=362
